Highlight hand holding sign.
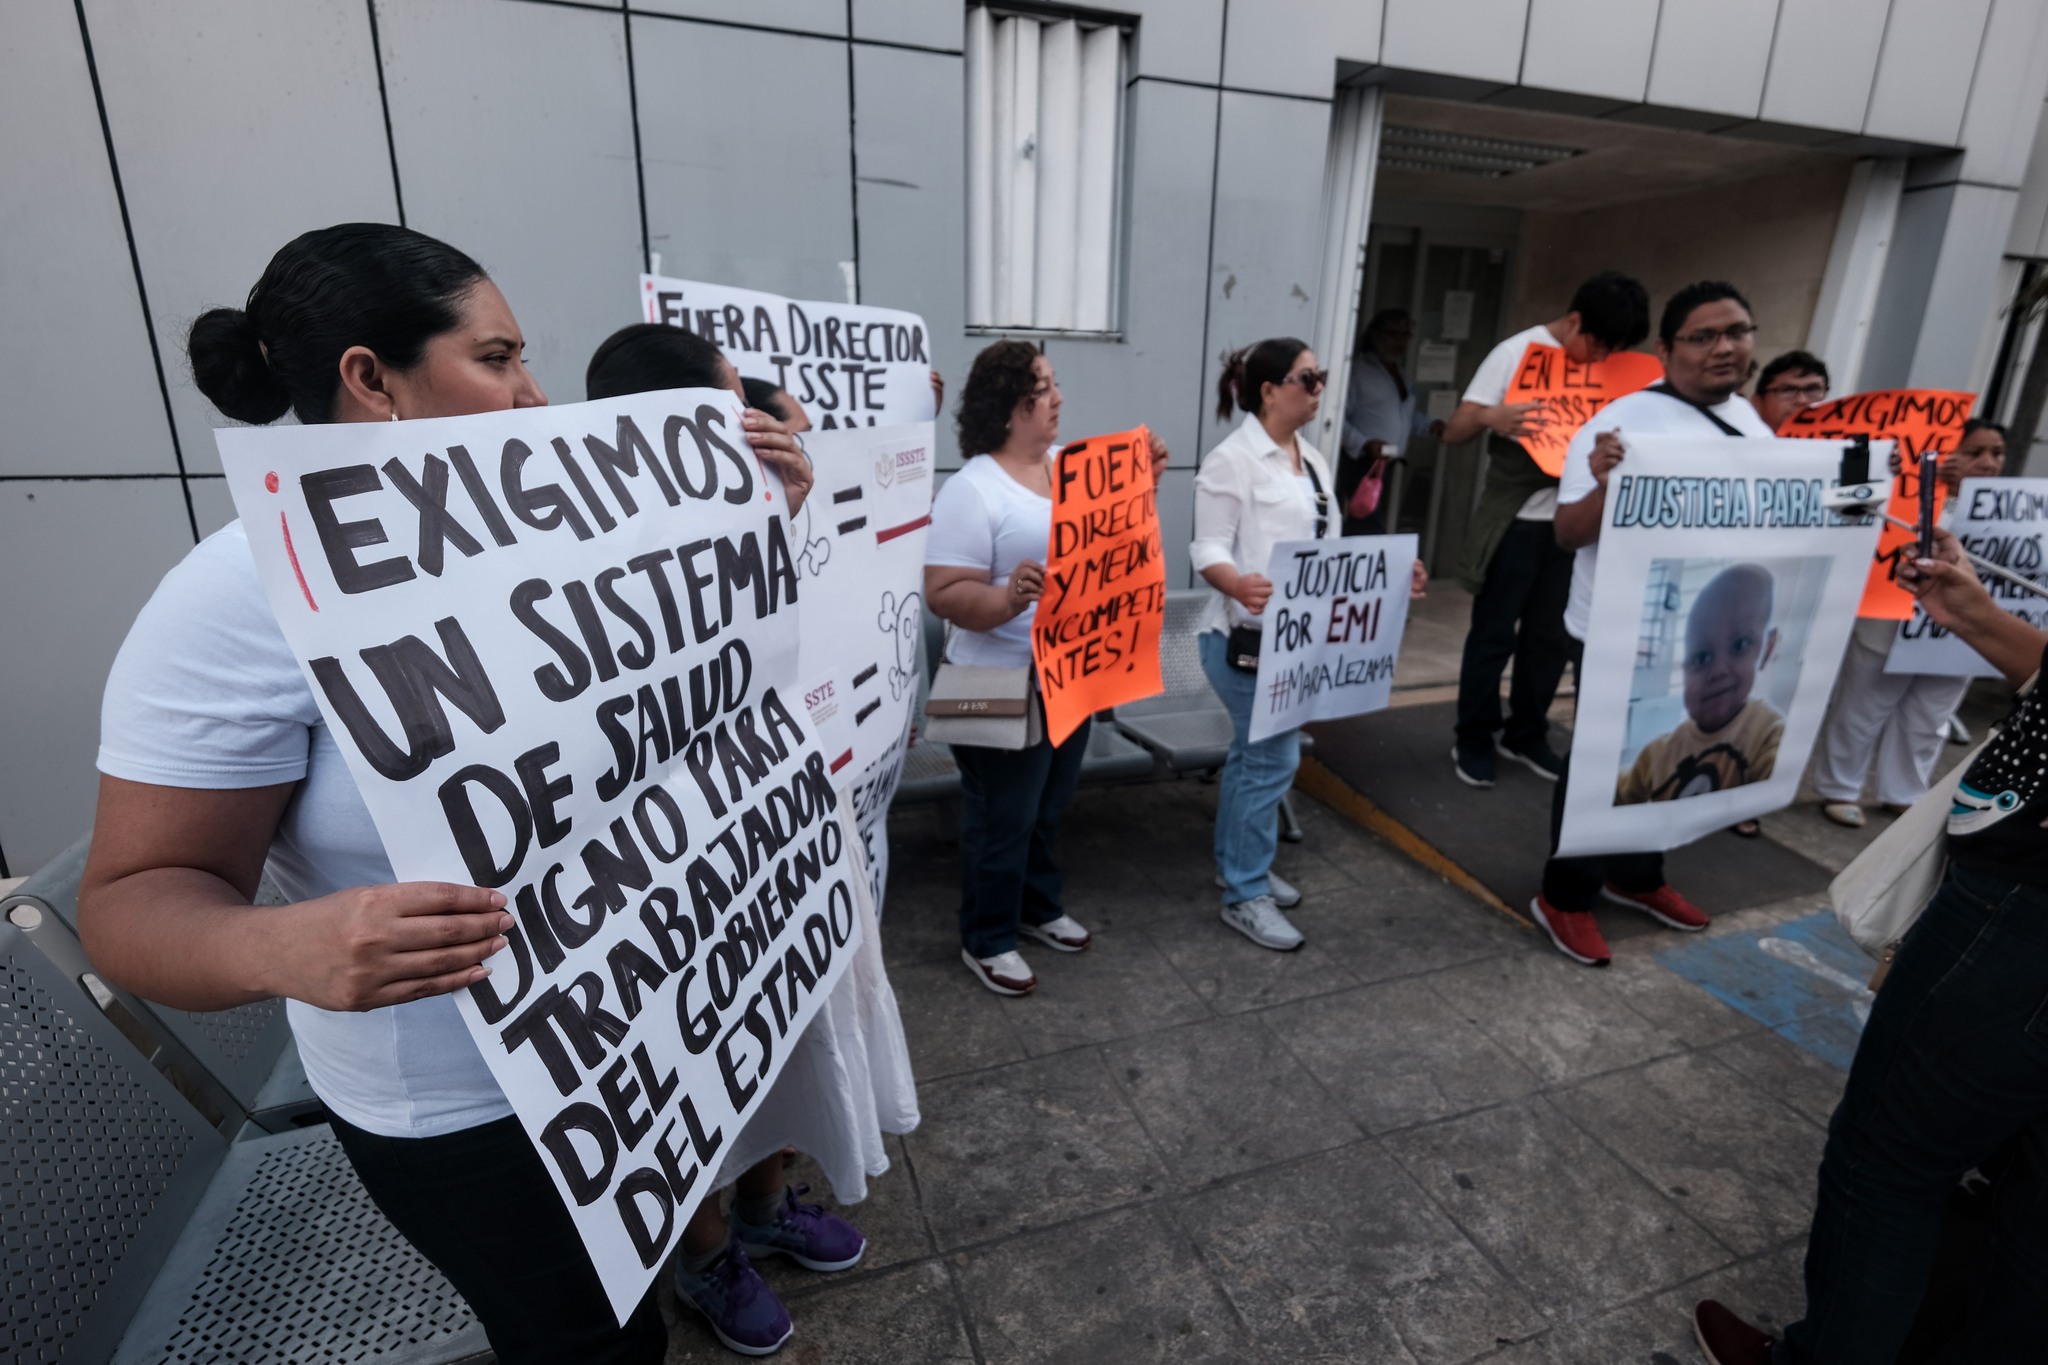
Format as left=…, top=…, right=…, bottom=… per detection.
left=1503, top=344, right=1664, bottom=476
left=270, top=881, right=512, bottom=1011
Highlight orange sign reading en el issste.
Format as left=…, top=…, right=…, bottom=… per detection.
left=1777, top=389, right=1976, bottom=619
left=1033, top=427, right=1166, bottom=747
left=1503, top=343, right=1665, bottom=476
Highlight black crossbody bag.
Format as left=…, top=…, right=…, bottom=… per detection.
left=1226, top=459, right=1330, bottom=672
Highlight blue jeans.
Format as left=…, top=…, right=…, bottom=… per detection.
left=1199, top=630, right=1302, bottom=904
left=952, top=719, right=1091, bottom=958
left=1777, top=862, right=2048, bottom=1364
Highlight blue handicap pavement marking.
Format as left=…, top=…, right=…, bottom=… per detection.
left=1653, top=910, right=1872, bottom=1071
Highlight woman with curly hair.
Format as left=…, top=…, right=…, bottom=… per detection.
left=924, top=340, right=1165, bottom=995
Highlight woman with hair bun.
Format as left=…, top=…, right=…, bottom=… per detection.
left=76, top=224, right=803, bottom=1364
left=1192, top=338, right=1422, bottom=952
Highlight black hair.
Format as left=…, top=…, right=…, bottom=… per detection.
left=741, top=376, right=793, bottom=422
left=1566, top=272, right=1650, bottom=351
left=1216, top=337, right=1310, bottom=421
left=187, top=223, right=488, bottom=425
left=1757, top=349, right=1829, bottom=392
left=1659, top=281, right=1752, bottom=348
left=585, top=323, right=729, bottom=400
left=1360, top=308, right=1411, bottom=343
left=957, top=339, right=1045, bottom=455
left=1960, top=417, right=2009, bottom=443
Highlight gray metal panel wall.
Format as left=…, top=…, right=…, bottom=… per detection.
left=1381, top=0, right=1529, bottom=85
left=1645, top=0, right=1776, bottom=120
left=1220, top=0, right=1381, bottom=99
left=1520, top=0, right=1657, bottom=104
left=83, top=0, right=400, bottom=474
left=1758, top=0, right=1891, bottom=134
left=375, top=0, right=644, bottom=406
left=635, top=0, right=845, bottom=35
left=1863, top=0, right=1994, bottom=147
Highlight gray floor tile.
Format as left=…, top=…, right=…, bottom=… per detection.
left=1601, top=948, right=1761, bottom=1048
left=1550, top=1053, right=1825, bottom=1257
left=957, top=1204, right=1256, bottom=1365
left=1385, top=1098, right=1728, bottom=1315
left=1287, top=867, right=1528, bottom=987
left=1705, top=1030, right=1847, bottom=1130
left=1174, top=1142, right=1543, bottom=1365
left=890, top=956, right=1029, bottom=1081
left=663, top=1258, right=975, bottom=1363
left=1143, top=910, right=1359, bottom=1015
left=1106, top=1015, right=1364, bottom=1186
left=1429, top=953, right=1685, bottom=1086
left=905, top=1052, right=1167, bottom=1250
left=1007, top=922, right=1214, bottom=1055
left=1265, top=977, right=1541, bottom=1135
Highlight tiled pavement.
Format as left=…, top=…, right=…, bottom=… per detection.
left=659, top=775, right=1863, bottom=1364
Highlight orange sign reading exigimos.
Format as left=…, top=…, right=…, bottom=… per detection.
left=1033, top=427, right=1166, bottom=747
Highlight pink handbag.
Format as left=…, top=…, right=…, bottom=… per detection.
left=1346, top=455, right=1387, bottom=519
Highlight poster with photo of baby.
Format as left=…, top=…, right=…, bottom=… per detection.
left=1556, top=435, right=1883, bottom=857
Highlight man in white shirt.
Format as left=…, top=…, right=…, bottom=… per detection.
left=1339, top=308, right=1441, bottom=533
left=1532, top=281, right=1777, bottom=968
left=1442, top=273, right=1650, bottom=789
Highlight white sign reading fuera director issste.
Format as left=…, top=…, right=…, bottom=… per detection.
left=219, top=391, right=865, bottom=1322
left=640, top=273, right=937, bottom=428
left=1249, top=535, right=1417, bottom=742
left=1885, top=476, right=2048, bottom=678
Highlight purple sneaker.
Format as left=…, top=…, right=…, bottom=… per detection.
left=672, top=1244, right=793, bottom=1356
left=734, top=1184, right=868, bottom=1272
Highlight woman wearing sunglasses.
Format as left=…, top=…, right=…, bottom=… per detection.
left=1190, top=338, right=1342, bottom=951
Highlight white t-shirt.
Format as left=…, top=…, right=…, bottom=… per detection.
left=97, top=523, right=513, bottom=1139
left=1464, top=323, right=1563, bottom=521
left=1556, top=386, right=1778, bottom=640
left=923, top=454, right=1054, bottom=668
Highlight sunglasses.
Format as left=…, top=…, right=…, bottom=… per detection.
left=1282, top=369, right=1329, bottom=395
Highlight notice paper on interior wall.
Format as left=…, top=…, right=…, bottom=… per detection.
left=1555, top=435, right=1881, bottom=858
left=219, top=392, right=869, bottom=1323
left=640, top=273, right=937, bottom=428
left=1885, top=476, right=2048, bottom=678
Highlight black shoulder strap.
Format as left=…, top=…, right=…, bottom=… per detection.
left=1648, top=382, right=1745, bottom=438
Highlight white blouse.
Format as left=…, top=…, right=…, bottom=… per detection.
left=1189, top=412, right=1339, bottom=636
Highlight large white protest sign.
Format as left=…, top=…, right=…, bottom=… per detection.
left=1248, top=535, right=1417, bottom=742
left=641, top=274, right=937, bottom=427
left=788, top=422, right=935, bottom=913
left=1885, top=477, right=2048, bottom=678
left=1557, top=436, right=1882, bottom=857
left=218, top=391, right=865, bottom=1321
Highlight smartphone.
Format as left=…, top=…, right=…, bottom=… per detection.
left=1917, top=450, right=1938, bottom=559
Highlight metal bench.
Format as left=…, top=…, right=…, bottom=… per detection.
left=21, top=834, right=321, bottom=1132
left=1110, top=589, right=1307, bottom=841
left=1, top=895, right=487, bottom=1365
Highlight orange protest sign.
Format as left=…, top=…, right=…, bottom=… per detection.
left=1033, top=427, right=1166, bottom=747
left=1777, top=390, right=1975, bottom=619
left=1502, top=343, right=1664, bottom=476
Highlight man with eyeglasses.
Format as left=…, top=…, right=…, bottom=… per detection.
left=1530, top=280, right=1777, bottom=968
left=1750, top=349, right=1830, bottom=432
left=1444, top=271, right=1651, bottom=790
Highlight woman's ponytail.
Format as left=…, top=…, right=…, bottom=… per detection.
left=1215, top=337, right=1310, bottom=422
left=1215, top=347, right=1250, bottom=422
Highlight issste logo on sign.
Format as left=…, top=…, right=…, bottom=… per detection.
left=876, top=444, right=928, bottom=489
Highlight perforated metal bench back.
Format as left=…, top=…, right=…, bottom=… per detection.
left=1, top=921, right=222, bottom=1365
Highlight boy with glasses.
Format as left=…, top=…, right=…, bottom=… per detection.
left=1444, top=272, right=1651, bottom=789
left=1750, top=349, right=1830, bottom=432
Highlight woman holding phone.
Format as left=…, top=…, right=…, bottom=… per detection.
left=75, top=225, right=809, bottom=1364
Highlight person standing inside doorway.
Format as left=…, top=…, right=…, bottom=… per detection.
left=1532, top=280, right=1776, bottom=967
left=1444, top=271, right=1650, bottom=788
left=1749, top=349, right=1829, bottom=431
left=1339, top=308, right=1443, bottom=534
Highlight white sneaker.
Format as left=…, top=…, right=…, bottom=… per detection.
left=1214, top=870, right=1302, bottom=908
left=961, top=947, right=1037, bottom=996
left=1019, top=913, right=1091, bottom=952
left=1220, top=896, right=1305, bottom=952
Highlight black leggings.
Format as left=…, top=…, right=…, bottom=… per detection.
left=331, top=1113, right=667, bottom=1365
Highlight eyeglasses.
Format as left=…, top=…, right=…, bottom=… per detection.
left=1282, top=369, right=1329, bottom=395
left=1673, top=322, right=1759, bottom=349
left=1762, top=381, right=1828, bottom=401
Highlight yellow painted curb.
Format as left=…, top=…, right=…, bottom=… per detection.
left=1294, top=754, right=1535, bottom=932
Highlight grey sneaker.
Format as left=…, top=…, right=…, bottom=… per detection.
left=1214, top=870, right=1302, bottom=908
left=1220, top=896, right=1305, bottom=952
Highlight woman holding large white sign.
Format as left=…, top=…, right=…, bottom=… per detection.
left=75, top=226, right=810, bottom=1363
left=1189, top=338, right=1342, bottom=953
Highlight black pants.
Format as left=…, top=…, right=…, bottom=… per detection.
left=1456, top=518, right=1575, bottom=751
left=1540, top=750, right=1662, bottom=911
left=952, top=720, right=1090, bottom=958
left=332, top=1114, right=668, bottom=1365
left=1776, top=863, right=2048, bottom=1363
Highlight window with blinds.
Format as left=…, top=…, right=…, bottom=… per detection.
left=964, top=5, right=1127, bottom=334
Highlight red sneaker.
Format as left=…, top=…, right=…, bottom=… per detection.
left=1601, top=882, right=1709, bottom=932
left=1529, top=895, right=1612, bottom=967
left=1692, top=1300, right=1775, bottom=1365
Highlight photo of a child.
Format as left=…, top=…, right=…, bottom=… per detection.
left=1615, top=556, right=1826, bottom=805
